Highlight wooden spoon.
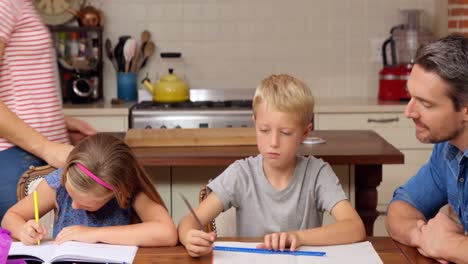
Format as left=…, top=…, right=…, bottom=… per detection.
left=131, top=30, right=151, bottom=73
left=138, top=40, right=156, bottom=71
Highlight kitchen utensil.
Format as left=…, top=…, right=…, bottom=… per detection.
left=138, top=40, right=155, bottom=71
left=143, top=68, right=189, bottom=103
left=105, top=38, right=118, bottom=71
left=114, top=35, right=130, bottom=72
left=123, top=38, right=137, bottom=73
left=138, top=30, right=152, bottom=69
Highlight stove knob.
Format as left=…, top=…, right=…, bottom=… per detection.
left=175, top=125, right=182, bottom=129
left=145, top=125, right=152, bottom=129
left=160, top=125, right=167, bottom=129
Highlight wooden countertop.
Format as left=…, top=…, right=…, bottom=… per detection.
left=62, top=97, right=409, bottom=116
left=128, top=130, right=404, bottom=166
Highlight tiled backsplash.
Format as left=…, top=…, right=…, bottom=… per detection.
left=100, top=0, right=447, bottom=100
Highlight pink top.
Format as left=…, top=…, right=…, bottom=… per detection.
left=0, top=0, right=69, bottom=151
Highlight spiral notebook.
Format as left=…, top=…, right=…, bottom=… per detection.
left=8, top=241, right=137, bottom=264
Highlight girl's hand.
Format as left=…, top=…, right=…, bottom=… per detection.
left=19, top=220, right=46, bottom=245
left=55, top=225, right=98, bottom=244
left=184, top=229, right=216, bottom=257
left=257, top=232, right=300, bottom=251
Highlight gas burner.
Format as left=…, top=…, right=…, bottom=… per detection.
left=228, top=100, right=253, bottom=108
left=133, top=100, right=252, bottom=110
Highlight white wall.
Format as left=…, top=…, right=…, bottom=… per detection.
left=99, top=0, right=447, bottom=101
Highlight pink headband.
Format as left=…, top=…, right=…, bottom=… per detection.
left=75, top=163, right=114, bottom=191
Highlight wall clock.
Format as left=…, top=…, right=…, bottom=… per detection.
left=33, top=0, right=84, bottom=25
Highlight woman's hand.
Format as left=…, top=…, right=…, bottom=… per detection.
left=184, top=229, right=216, bottom=257
left=257, top=232, right=300, bottom=251
left=64, top=116, right=96, bottom=145
left=19, top=220, right=46, bottom=245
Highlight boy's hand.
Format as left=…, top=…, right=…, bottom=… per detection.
left=184, top=229, right=216, bottom=257
left=54, top=225, right=98, bottom=244
left=257, top=232, right=300, bottom=251
left=20, top=220, right=46, bottom=245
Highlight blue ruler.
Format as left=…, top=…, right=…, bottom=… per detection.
left=213, top=246, right=326, bottom=256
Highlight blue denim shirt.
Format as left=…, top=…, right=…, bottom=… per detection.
left=391, top=141, right=468, bottom=231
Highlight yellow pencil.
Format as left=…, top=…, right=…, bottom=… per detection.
left=33, top=190, right=40, bottom=246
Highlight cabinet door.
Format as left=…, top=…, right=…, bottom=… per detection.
left=314, top=113, right=432, bottom=149
left=68, top=115, right=128, bottom=132
left=145, top=166, right=171, bottom=215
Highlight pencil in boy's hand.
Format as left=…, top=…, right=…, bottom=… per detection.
left=33, top=190, right=40, bottom=246
left=180, top=194, right=204, bottom=230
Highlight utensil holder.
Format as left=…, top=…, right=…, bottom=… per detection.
left=117, top=72, right=137, bottom=101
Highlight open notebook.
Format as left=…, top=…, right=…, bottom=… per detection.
left=8, top=241, right=137, bottom=263
left=213, top=241, right=383, bottom=264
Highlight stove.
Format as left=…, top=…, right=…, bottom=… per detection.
left=130, top=89, right=255, bottom=129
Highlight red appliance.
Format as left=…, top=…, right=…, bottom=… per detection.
left=378, top=31, right=411, bottom=101
left=379, top=65, right=411, bottom=101
left=379, top=10, right=434, bottom=101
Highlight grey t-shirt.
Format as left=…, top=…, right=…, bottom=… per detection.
left=207, top=154, right=347, bottom=237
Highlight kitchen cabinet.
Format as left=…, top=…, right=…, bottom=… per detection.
left=314, top=111, right=432, bottom=235
left=62, top=102, right=131, bottom=132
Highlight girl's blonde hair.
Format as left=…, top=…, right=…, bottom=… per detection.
left=253, top=74, right=314, bottom=127
left=62, top=134, right=166, bottom=210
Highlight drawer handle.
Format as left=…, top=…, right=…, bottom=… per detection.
left=367, top=117, right=399, bottom=123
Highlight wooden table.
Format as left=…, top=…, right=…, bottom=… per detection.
left=128, top=130, right=404, bottom=236
left=133, top=237, right=437, bottom=264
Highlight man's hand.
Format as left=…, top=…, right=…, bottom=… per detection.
left=64, top=116, right=96, bottom=145
left=414, top=212, right=464, bottom=262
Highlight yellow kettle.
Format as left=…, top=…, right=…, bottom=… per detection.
left=143, top=69, right=189, bottom=103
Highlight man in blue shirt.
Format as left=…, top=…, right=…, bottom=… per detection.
left=386, top=34, right=468, bottom=264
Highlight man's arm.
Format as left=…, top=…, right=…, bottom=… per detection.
left=386, top=200, right=426, bottom=247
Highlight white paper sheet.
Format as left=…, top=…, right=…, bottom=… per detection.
left=213, top=241, right=383, bottom=264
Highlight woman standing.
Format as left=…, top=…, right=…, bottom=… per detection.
left=0, top=0, right=96, bottom=220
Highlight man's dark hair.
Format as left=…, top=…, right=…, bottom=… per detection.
left=414, top=34, right=468, bottom=111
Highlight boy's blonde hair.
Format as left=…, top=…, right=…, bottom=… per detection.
left=253, top=74, right=314, bottom=127
left=62, top=134, right=166, bottom=211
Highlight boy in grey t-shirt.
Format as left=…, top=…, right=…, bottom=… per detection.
left=178, top=74, right=366, bottom=257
